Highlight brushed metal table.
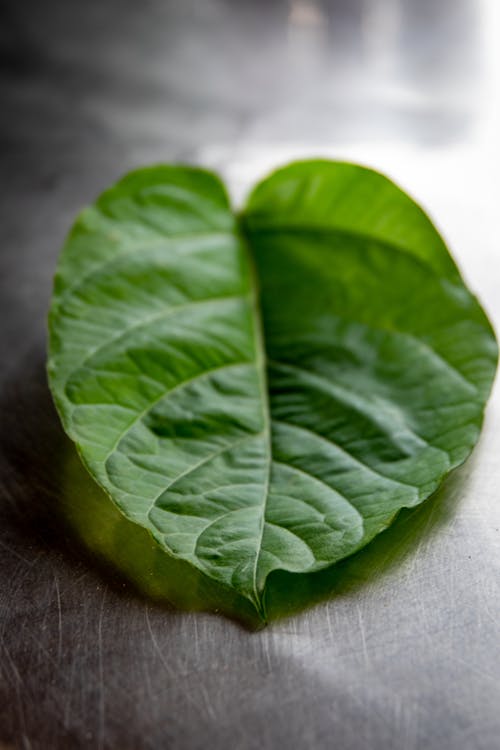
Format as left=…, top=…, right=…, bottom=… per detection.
left=1, top=1, right=499, bottom=748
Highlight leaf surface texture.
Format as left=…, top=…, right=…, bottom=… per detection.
left=48, top=161, right=498, bottom=619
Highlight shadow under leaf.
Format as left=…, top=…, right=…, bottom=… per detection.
left=263, top=466, right=469, bottom=621
left=59, top=427, right=472, bottom=629
left=1, top=352, right=472, bottom=629
left=59, top=446, right=263, bottom=629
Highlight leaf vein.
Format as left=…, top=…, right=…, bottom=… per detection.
left=101, top=360, right=253, bottom=466
left=273, top=418, right=420, bottom=494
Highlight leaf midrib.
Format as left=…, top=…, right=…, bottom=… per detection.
left=242, top=229, right=272, bottom=613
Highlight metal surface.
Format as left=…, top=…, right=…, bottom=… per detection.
left=1, top=1, right=499, bottom=748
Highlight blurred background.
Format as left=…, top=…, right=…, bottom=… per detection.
left=1, top=1, right=499, bottom=749
left=1, top=0, right=499, bottom=353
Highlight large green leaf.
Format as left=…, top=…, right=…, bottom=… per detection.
left=48, top=161, right=497, bottom=622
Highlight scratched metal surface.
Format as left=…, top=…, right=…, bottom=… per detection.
left=1, top=1, right=500, bottom=748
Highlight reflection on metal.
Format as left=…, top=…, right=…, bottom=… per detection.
left=361, top=0, right=402, bottom=70
left=289, top=0, right=326, bottom=28
left=283, top=0, right=479, bottom=145
left=287, top=0, right=329, bottom=76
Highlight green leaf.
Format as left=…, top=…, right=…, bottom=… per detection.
left=48, top=160, right=497, bottom=623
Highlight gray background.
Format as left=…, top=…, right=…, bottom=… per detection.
left=1, top=1, right=499, bottom=748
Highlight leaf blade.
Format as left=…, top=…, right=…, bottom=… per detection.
left=242, top=165, right=497, bottom=600
left=48, top=166, right=270, bottom=610
left=48, top=160, right=498, bottom=622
